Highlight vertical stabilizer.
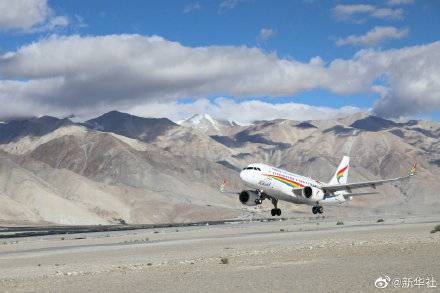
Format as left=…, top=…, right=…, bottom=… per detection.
left=329, top=156, right=350, bottom=185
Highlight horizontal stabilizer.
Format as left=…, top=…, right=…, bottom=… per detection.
left=218, top=179, right=239, bottom=195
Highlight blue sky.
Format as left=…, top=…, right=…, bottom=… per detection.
left=3, top=1, right=439, bottom=59
left=0, top=0, right=439, bottom=122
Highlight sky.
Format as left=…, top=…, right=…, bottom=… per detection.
left=0, top=0, right=439, bottom=123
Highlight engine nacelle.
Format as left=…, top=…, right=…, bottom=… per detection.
left=239, top=190, right=261, bottom=206
left=302, top=186, right=324, bottom=201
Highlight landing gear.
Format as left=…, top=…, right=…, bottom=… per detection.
left=271, top=208, right=281, bottom=216
left=270, top=198, right=281, bottom=216
left=312, top=206, right=323, bottom=214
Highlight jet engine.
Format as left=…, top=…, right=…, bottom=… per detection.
left=302, top=186, right=324, bottom=201
left=239, top=190, right=261, bottom=206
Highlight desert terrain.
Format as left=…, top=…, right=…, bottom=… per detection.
left=1, top=215, right=439, bottom=292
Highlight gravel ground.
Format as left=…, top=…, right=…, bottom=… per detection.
left=0, top=216, right=439, bottom=293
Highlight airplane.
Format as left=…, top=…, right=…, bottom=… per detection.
left=230, top=156, right=416, bottom=215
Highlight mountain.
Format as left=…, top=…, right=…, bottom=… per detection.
left=0, top=111, right=439, bottom=225
left=0, top=125, right=243, bottom=225
left=0, top=116, right=72, bottom=144
left=84, top=111, right=178, bottom=142
left=178, top=113, right=243, bottom=135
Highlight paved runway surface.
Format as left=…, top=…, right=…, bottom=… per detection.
left=1, top=216, right=439, bottom=292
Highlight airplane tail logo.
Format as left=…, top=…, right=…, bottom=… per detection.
left=329, top=156, right=350, bottom=185
left=336, top=166, right=348, bottom=183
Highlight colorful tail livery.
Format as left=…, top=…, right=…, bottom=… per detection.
left=329, top=156, right=350, bottom=185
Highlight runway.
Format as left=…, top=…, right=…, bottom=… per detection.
left=1, top=216, right=439, bottom=292
left=0, top=218, right=282, bottom=239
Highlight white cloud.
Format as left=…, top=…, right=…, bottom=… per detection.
left=30, top=15, right=69, bottom=33
left=332, top=4, right=404, bottom=23
left=257, top=28, right=277, bottom=42
left=183, top=2, right=201, bottom=13
left=330, top=42, right=440, bottom=117
left=74, top=15, right=87, bottom=28
left=0, top=0, right=68, bottom=32
left=0, top=34, right=439, bottom=120
left=0, top=34, right=338, bottom=114
left=387, top=0, right=414, bottom=6
left=218, top=0, right=242, bottom=13
left=336, top=26, right=409, bottom=47
left=129, top=98, right=361, bottom=124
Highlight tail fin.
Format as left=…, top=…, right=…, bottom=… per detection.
left=328, top=156, right=350, bottom=185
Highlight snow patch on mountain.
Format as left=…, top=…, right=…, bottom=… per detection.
left=177, top=113, right=245, bottom=135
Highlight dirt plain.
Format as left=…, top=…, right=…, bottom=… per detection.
left=0, top=215, right=439, bottom=293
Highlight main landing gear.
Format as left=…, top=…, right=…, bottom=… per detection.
left=312, top=206, right=323, bottom=214
left=271, top=198, right=281, bottom=216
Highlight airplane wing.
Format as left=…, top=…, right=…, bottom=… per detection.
left=322, top=162, right=416, bottom=193
left=342, top=191, right=379, bottom=199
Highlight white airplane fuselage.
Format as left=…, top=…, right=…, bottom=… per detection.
left=239, top=163, right=346, bottom=206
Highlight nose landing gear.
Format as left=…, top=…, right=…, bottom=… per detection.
left=312, top=206, right=323, bottom=214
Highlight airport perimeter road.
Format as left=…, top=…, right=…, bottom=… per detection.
left=0, top=217, right=439, bottom=292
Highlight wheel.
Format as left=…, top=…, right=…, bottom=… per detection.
left=318, top=206, right=323, bottom=214
left=276, top=208, right=281, bottom=216
left=271, top=209, right=276, bottom=216
left=312, top=207, right=317, bottom=214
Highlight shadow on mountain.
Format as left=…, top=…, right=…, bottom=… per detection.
left=210, top=135, right=243, bottom=148
left=296, top=122, right=317, bottom=129
left=232, top=152, right=252, bottom=159
left=216, top=160, right=241, bottom=172
left=83, top=111, right=177, bottom=142
left=410, top=127, right=437, bottom=138
left=389, top=129, right=405, bottom=138
left=350, top=115, right=417, bottom=132
left=211, top=130, right=291, bottom=149
left=0, top=116, right=72, bottom=144
left=323, top=125, right=353, bottom=135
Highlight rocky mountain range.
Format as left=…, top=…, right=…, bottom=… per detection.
left=0, top=111, right=439, bottom=225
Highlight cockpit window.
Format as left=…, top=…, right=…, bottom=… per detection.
left=243, top=167, right=261, bottom=171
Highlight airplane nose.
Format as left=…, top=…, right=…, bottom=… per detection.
left=240, top=170, right=246, bottom=181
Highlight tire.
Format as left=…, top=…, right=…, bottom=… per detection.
left=318, top=206, right=323, bottom=214
left=312, top=207, right=317, bottom=214
left=271, top=209, right=276, bottom=216
left=276, top=209, right=281, bottom=216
